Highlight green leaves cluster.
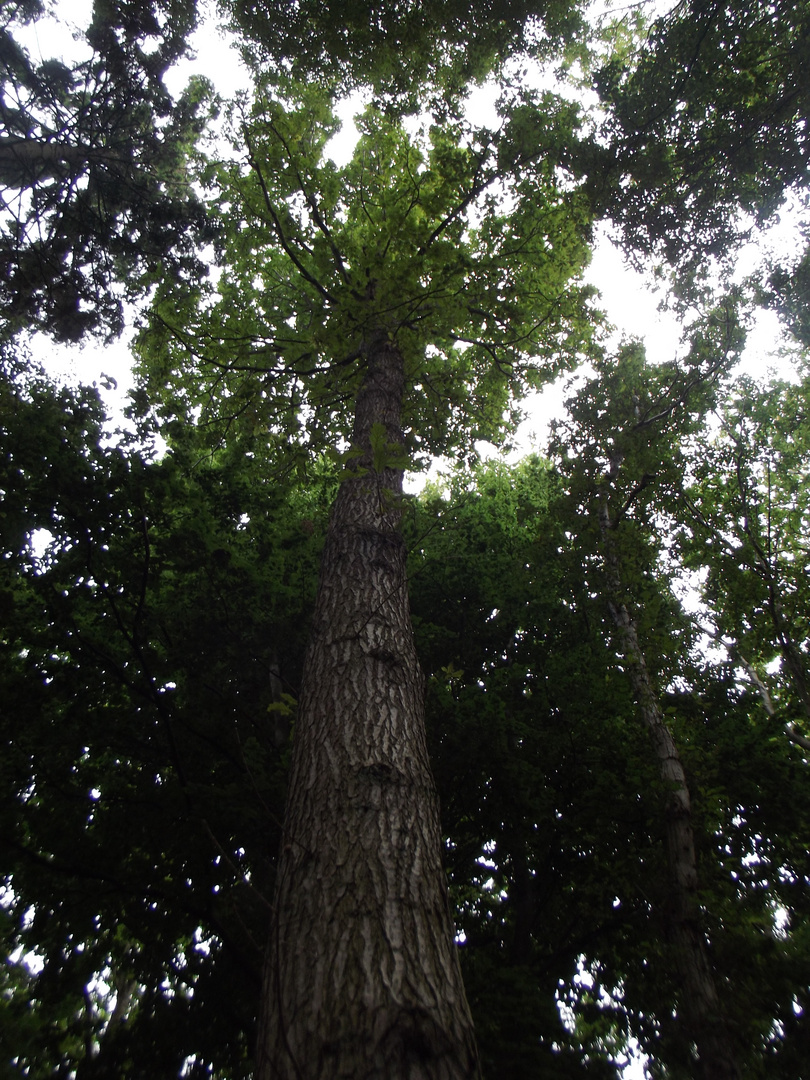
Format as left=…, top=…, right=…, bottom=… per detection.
left=136, top=77, right=597, bottom=470
left=594, top=0, right=810, bottom=278
left=219, top=0, right=586, bottom=109
left=0, top=0, right=215, bottom=341
left=0, top=362, right=328, bottom=1076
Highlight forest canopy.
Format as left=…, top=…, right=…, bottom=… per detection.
left=2, top=1, right=810, bottom=1078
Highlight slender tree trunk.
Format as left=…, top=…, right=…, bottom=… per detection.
left=598, top=497, right=740, bottom=1080
left=0, top=137, right=92, bottom=186
left=256, top=334, right=479, bottom=1080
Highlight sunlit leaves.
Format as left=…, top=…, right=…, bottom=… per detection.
left=137, top=78, right=597, bottom=468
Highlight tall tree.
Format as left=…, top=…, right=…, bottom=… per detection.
left=137, top=76, right=597, bottom=1076
left=549, top=335, right=745, bottom=1078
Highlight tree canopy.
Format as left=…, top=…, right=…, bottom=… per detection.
left=0, top=0, right=212, bottom=340
left=2, top=1, right=810, bottom=1078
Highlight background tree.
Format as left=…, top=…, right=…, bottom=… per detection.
left=0, top=0, right=212, bottom=340
left=0, top=356, right=331, bottom=1076
left=676, top=371, right=810, bottom=748
left=550, top=340, right=743, bottom=1079
left=543, top=342, right=810, bottom=1077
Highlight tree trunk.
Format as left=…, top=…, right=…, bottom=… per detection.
left=598, top=497, right=740, bottom=1080
left=256, top=334, right=480, bottom=1080
left=0, top=137, right=92, bottom=186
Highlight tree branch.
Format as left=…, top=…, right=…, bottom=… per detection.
left=242, top=126, right=337, bottom=305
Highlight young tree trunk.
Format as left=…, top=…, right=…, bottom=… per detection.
left=598, top=498, right=740, bottom=1080
left=256, top=334, right=480, bottom=1080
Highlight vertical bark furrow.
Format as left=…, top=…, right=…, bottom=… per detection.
left=257, top=337, right=479, bottom=1079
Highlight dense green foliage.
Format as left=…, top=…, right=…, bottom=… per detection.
left=2, top=0, right=810, bottom=1077
left=593, top=0, right=810, bottom=277
left=0, top=358, right=331, bottom=1075
left=6, top=352, right=810, bottom=1076
left=220, top=0, right=586, bottom=109
left=0, top=0, right=212, bottom=340
left=135, top=77, right=597, bottom=473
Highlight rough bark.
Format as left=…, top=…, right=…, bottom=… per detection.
left=598, top=497, right=740, bottom=1080
left=256, top=334, right=479, bottom=1080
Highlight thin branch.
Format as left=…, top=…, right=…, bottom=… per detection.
left=242, top=126, right=337, bottom=305
left=266, top=117, right=350, bottom=284
left=416, top=152, right=493, bottom=257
